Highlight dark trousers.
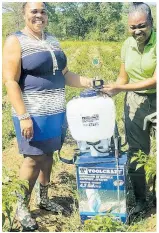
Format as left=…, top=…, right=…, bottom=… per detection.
left=127, top=150, right=146, bottom=201
left=124, top=92, right=156, bottom=201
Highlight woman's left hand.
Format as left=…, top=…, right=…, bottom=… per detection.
left=101, top=83, right=121, bottom=96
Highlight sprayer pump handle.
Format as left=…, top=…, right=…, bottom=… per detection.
left=93, top=79, right=104, bottom=89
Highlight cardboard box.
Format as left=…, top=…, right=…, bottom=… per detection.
left=75, top=153, right=128, bottom=223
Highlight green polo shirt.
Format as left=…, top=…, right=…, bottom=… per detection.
left=121, top=30, right=156, bottom=93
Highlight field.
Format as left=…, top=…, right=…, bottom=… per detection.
left=2, top=41, right=156, bottom=232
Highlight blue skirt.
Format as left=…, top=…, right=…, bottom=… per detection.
left=12, top=112, right=66, bottom=155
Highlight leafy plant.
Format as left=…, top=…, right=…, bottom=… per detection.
left=84, top=214, right=127, bottom=232
left=130, top=149, right=156, bottom=190
left=126, top=214, right=156, bottom=232
left=2, top=166, right=29, bottom=232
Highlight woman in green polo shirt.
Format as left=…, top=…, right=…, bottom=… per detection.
left=102, top=2, right=156, bottom=214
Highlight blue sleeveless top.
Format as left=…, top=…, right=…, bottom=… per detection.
left=12, top=31, right=67, bottom=155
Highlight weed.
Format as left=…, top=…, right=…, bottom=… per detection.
left=130, top=148, right=156, bottom=190
left=84, top=214, right=127, bottom=232
left=2, top=167, right=29, bottom=231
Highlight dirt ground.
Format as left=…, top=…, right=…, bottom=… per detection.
left=3, top=139, right=156, bottom=232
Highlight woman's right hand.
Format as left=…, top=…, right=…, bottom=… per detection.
left=20, top=118, right=34, bottom=140
left=101, top=83, right=121, bottom=96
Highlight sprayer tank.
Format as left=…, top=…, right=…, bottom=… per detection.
left=66, top=91, right=115, bottom=142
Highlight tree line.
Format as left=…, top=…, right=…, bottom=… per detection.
left=2, top=2, right=156, bottom=42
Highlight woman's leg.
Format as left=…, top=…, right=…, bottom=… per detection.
left=35, top=153, right=65, bottom=213
left=17, top=155, right=45, bottom=231
left=37, top=153, right=53, bottom=185
left=19, top=155, right=45, bottom=193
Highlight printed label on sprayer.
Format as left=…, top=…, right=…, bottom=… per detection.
left=78, top=167, right=124, bottom=189
left=79, top=167, right=124, bottom=175
left=82, top=114, right=99, bottom=127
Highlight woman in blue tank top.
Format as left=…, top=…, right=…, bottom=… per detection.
left=3, top=2, right=92, bottom=231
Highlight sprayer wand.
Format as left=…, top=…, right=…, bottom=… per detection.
left=113, top=123, right=121, bottom=211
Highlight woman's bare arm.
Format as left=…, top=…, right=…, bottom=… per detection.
left=62, top=67, right=92, bottom=88
left=102, top=64, right=156, bottom=96
left=3, top=35, right=33, bottom=139
left=3, top=35, right=27, bottom=115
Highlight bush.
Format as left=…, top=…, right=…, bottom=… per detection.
left=84, top=214, right=127, bottom=232
left=130, top=146, right=156, bottom=191
left=2, top=167, right=29, bottom=232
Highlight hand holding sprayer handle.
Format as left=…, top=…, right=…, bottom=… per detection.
left=92, top=78, right=104, bottom=90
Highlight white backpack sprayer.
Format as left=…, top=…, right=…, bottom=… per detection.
left=59, top=79, right=131, bottom=223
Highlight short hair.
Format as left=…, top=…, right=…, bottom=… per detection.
left=128, top=2, right=153, bottom=25
left=22, top=2, right=47, bottom=14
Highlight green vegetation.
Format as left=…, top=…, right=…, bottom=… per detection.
left=2, top=167, right=29, bottom=232
left=83, top=213, right=156, bottom=232
left=131, top=143, right=156, bottom=191
left=84, top=214, right=127, bottom=232
left=2, top=91, right=15, bottom=150
left=2, top=2, right=156, bottom=42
